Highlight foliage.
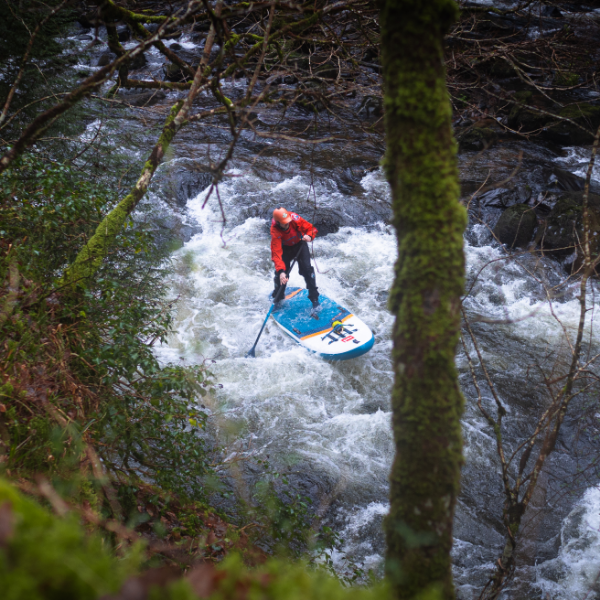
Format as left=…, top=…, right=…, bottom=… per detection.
left=0, top=0, right=72, bottom=62
left=0, top=477, right=401, bottom=600
left=0, top=152, right=213, bottom=509
left=0, top=478, right=142, bottom=600
left=201, top=553, right=392, bottom=600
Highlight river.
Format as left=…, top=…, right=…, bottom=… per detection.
left=59, top=6, right=600, bottom=599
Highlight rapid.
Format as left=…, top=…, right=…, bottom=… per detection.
left=56, top=6, right=600, bottom=597
left=150, top=151, right=600, bottom=599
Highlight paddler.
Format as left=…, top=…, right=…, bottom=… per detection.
left=271, top=207, right=320, bottom=308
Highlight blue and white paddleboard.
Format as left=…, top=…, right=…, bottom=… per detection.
left=271, top=287, right=374, bottom=360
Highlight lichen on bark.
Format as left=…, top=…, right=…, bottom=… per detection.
left=380, top=1, right=466, bottom=599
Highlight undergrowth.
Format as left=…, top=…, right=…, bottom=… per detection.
left=0, top=477, right=396, bottom=600
left=0, top=150, right=366, bottom=595
left=0, top=150, right=213, bottom=522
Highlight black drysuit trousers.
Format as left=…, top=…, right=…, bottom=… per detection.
left=273, top=242, right=319, bottom=303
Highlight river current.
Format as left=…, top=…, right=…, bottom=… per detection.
left=56, top=11, right=600, bottom=598
left=148, top=152, right=600, bottom=600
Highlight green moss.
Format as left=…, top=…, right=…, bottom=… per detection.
left=558, top=103, right=600, bottom=122
left=201, top=554, right=393, bottom=600
left=63, top=101, right=183, bottom=288
left=0, top=479, right=397, bottom=600
left=554, top=71, right=579, bottom=87
left=0, top=478, right=142, bottom=600
left=380, top=1, right=465, bottom=599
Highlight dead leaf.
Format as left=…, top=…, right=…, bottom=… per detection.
left=100, top=566, right=181, bottom=600
left=206, top=531, right=217, bottom=546
left=186, top=563, right=226, bottom=599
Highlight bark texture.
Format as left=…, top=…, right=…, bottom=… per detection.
left=380, top=1, right=466, bottom=599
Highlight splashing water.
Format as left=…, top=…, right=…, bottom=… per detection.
left=154, top=165, right=600, bottom=594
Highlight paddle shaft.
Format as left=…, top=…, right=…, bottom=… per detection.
left=246, top=241, right=306, bottom=357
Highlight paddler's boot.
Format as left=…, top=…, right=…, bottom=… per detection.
left=272, top=274, right=286, bottom=307
left=304, top=267, right=319, bottom=308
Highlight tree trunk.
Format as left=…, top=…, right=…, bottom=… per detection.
left=380, top=1, right=466, bottom=599
left=62, top=101, right=183, bottom=288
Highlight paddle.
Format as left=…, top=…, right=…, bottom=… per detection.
left=246, top=242, right=306, bottom=358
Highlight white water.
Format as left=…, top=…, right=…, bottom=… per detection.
left=155, top=165, right=600, bottom=594
left=537, top=487, right=600, bottom=600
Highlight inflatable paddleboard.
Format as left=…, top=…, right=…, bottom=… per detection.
left=271, top=287, right=374, bottom=360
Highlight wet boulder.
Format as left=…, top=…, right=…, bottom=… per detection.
left=266, top=71, right=297, bottom=86
left=536, top=192, right=600, bottom=259
left=152, top=161, right=213, bottom=208
left=129, top=52, right=147, bottom=70
left=76, top=12, right=100, bottom=29
left=358, top=95, right=383, bottom=118
left=97, top=52, right=116, bottom=67
left=286, top=53, right=310, bottom=72
left=310, top=53, right=339, bottom=79
left=457, top=123, right=498, bottom=151
left=116, top=24, right=130, bottom=42
left=494, top=203, right=537, bottom=248
left=479, top=187, right=526, bottom=208
left=543, top=103, right=600, bottom=146
left=164, top=62, right=188, bottom=82
left=117, top=89, right=166, bottom=107
left=509, top=95, right=600, bottom=145
left=507, top=91, right=550, bottom=132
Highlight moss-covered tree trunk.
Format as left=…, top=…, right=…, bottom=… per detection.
left=380, top=1, right=466, bottom=599
left=62, top=100, right=183, bottom=287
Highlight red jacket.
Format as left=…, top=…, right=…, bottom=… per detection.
left=270, top=213, right=318, bottom=272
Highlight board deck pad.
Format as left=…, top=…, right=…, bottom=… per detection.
left=271, top=287, right=374, bottom=360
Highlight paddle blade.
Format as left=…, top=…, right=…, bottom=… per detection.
left=246, top=347, right=256, bottom=358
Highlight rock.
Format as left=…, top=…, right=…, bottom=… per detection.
left=507, top=91, right=550, bottom=131
left=164, top=56, right=198, bottom=82
left=545, top=166, right=586, bottom=192
left=315, top=64, right=339, bottom=79
left=164, top=62, right=187, bottom=82
left=295, top=83, right=327, bottom=113
left=144, top=23, right=160, bottom=33
left=458, top=125, right=498, bottom=151
left=152, top=161, right=214, bottom=208
left=77, top=12, right=98, bottom=29
left=310, top=55, right=338, bottom=80
left=242, top=193, right=391, bottom=236
left=193, top=21, right=211, bottom=32
left=118, top=89, right=167, bottom=107
left=530, top=2, right=563, bottom=18
left=97, top=52, right=116, bottom=67
left=479, top=188, right=515, bottom=208
left=266, top=72, right=297, bottom=85
left=357, top=95, right=383, bottom=118
left=130, top=52, right=147, bottom=70
left=536, top=192, right=600, bottom=259
left=478, top=56, right=516, bottom=78
left=494, top=204, right=537, bottom=248
left=509, top=96, right=600, bottom=145
left=543, top=103, right=600, bottom=145
left=116, top=24, right=130, bottom=42
left=553, top=71, right=579, bottom=87
left=287, top=53, right=310, bottom=72
left=333, top=166, right=366, bottom=196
